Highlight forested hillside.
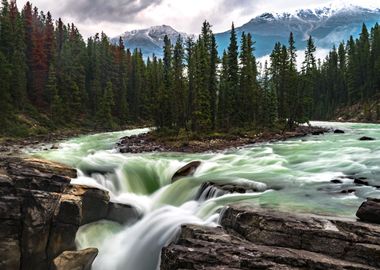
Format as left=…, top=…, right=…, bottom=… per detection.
left=0, top=0, right=379, bottom=137
left=313, top=24, right=380, bottom=120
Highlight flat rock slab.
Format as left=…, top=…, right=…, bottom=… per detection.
left=162, top=224, right=376, bottom=270
left=161, top=204, right=380, bottom=270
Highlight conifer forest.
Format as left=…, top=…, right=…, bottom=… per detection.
left=1, top=0, right=380, bottom=136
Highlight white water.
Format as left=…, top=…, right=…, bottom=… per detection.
left=31, top=122, right=380, bottom=270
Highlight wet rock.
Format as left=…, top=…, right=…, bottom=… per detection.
left=340, top=189, right=356, bottom=194
left=334, top=129, right=345, bottom=134
left=195, top=181, right=266, bottom=201
left=161, top=222, right=378, bottom=270
left=220, top=205, right=380, bottom=268
left=172, top=161, right=201, bottom=182
left=51, top=143, right=60, bottom=150
left=0, top=157, right=76, bottom=193
left=356, top=198, right=380, bottom=224
left=312, top=130, right=324, bottom=135
left=65, top=185, right=110, bottom=225
left=0, top=157, right=140, bottom=270
left=106, top=202, right=141, bottom=224
left=354, top=178, right=370, bottom=186
left=331, top=179, right=343, bottom=184
left=51, top=248, right=98, bottom=270
left=359, top=136, right=375, bottom=141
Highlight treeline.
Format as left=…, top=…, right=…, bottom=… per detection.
left=157, top=23, right=317, bottom=132
left=313, top=24, right=380, bottom=119
left=0, top=0, right=156, bottom=135
left=1, top=0, right=379, bottom=137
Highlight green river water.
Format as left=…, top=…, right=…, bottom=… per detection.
left=30, top=122, right=380, bottom=270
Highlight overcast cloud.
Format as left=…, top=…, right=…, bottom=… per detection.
left=14, top=0, right=380, bottom=38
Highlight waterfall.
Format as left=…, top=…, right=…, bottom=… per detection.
left=30, top=123, right=380, bottom=270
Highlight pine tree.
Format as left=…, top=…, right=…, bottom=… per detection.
left=114, top=37, right=128, bottom=124
left=217, top=51, right=229, bottom=129
left=286, top=32, right=300, bottom=128
left=209, top=34, right=219, bottom=130
left=261, top=61, right=278, bottom=128
left=156, top=35, right=173, bottom=129
left=172, top=35, right=186, bottom=129
left=239, top=32, right=258, bottom=126
left=301, top=36, right=317, bottom=120
left=226, top=23, right=239, bottom=128
left=98, top=81, right=115, bottom=128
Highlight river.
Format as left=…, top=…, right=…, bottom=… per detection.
left=30, top=122, right=380, bottom=270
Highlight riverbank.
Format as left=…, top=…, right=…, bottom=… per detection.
left=0, top=124, right=149, bottom=156
left=117, top=125, right=329, bottom=153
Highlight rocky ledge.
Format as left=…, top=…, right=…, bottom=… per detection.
left=117, top=126, right=329, bottom=153
left=161, top=203, right=380, bottom=270
left=0, top=157, right=140, bottom=270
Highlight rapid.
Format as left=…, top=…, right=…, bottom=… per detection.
left=30, top=122, right=380, bottom=270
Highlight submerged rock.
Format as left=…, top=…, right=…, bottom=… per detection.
left=354, top=178, right=370, bottom=186
left=51, top=248, right=98, bottom=270
left=334, top=129, right=345, bottom=134
left=162, top=205, right=380, bottom=269
left=330, top=179, right=343, bottom=184
left=359, top=136, right=375, bottom=141
left=171, top=161, right=201, bottom=182
left=356, top=198, right=380, bottom=224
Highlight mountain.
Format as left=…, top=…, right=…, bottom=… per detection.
left=113, top=4, right=380, bottom=58
left=215, top=4, right=380, bottom=57
left=112, top=25, right=194, bottom=58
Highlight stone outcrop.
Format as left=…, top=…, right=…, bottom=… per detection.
left=0, top=157, right=140, bottom=270
left=161, top=204, right=380, bottom=269
left=51, top=248, right=98, bottom=270
left=357, top=198, right=380, bottom=224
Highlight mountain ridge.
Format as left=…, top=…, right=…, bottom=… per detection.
left=112, top=4, right=380, bottom=58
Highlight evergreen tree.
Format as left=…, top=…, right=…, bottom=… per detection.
left=172, top=36, right=186, bottom=129
left=98, top=81, right=115, bottom=128
left=226, top=23, right=239, bottom=128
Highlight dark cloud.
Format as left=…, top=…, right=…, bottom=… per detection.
left=59, top=0, right=164, bottom=23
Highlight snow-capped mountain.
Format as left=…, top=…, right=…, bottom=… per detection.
left=114, top=4, right=380, bottom=58
left=215, top=4, right=380, bottom=57
left=112, top=25, right=194, bottom=58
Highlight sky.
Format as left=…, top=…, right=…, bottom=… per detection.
left=15, top=0, right=380, bottom=38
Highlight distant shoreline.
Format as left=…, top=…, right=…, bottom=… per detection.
left=117, top=125, right=329, bottom=154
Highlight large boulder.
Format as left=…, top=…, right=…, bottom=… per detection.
left=356, top=198, right=380, bottom=224
left=51, top=248, right=98, bottom=270
left=172, top=161, right=201, bottom=182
